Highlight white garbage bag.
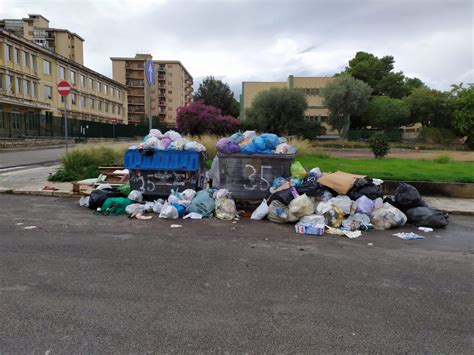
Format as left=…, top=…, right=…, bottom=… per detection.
left=288, top=194, right=314, bottom=222
left=128, top=190, right=143, bottom=203
left=251, top=199, right=269, bottom=220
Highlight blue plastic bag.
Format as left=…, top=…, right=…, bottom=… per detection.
left=260, top=133, right=280, bottom=150
left=229, top=132, right=244, bottom=144
left=252, top=136, right=266, bottom=151
left=171, top=202, right=186, bottom=218
left=272, top=177, right=287, bottom=188
left=241, top=142, right=258, bottom=154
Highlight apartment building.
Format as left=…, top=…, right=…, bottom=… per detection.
left=0, top=14, right=84, bottom=65
left=0, top=29, right=128, bottom=132
left=241, top=75, right=338, bottom=136
left=111, top=54, right=193, bottom=126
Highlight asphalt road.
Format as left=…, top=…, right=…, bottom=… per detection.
left=0, top=194, right=473, bottom=353
left=0, top=146, right=67, bottom=168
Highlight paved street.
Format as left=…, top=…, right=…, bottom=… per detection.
left=0, top=194, right=472, bottom=353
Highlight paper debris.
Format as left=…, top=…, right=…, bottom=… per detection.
left=23, top=226, right=37, bottom=230
left=170, top=224, right=182, bottom=228
left=393, top=232, right=425, bottom=240
left=418, top=226, right=433, bottom=232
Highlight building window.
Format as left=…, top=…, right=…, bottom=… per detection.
left=89, top=98, right=94, bottom=109
left=12, top=114, right=21, bottom=130
left=96, top=81, right=101, bottom=93
left=88, top=78, right=93, bottom=89
left=71, top=93, right=77, bottom=105
left=80, top=74, right=85, bottom=87
left=118, top=106, right=121, bottom=115
left=80, top=95, right=86, bottom=108
left=117, top=90, right=121, bottom=99
left=110, top=87, right=114, bottom=97
left=59, top=66, right=66, bottom=80
left=32, top=83, right=37, bottom=97
left=168, top=72, right=172, bottom=77
left=98, top=101, right=102, bottom=111
left=14, top=47, right=20, bottom=64
left=168, top=98, right=173, bottom=102
left=24, top=80, right=30, bottom=96
left=43, top=60, right=51, bottom=75
left=5, top=44, right=12, bottom=61
left=45, top=85, right=52, bottom=99
left=168, top=90, right=172, bottom=94
left=0, top=74, right=3, bottom=90
left=22, top=51, right=28, bottom=67
left=15, top=78, right=21, bottom=94
left=167, top=64, right=172, bottom=68
left=70, top=71, right=76, bottom=84
left=105, top=103, right=109, bottom=113
left=104, top=84, right=108, bottom=95
left=6, top=75, right=13, bottom=93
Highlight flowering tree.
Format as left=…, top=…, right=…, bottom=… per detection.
left=176, top=100, right=239, bottom=136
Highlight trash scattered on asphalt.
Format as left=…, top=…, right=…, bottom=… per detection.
left=75, top=130, right=449, bottom=242
left=170, top=224, right=182, bottom=228
left=393, top=232, right=425, bottom=240
left=16, top=222, right=24, bottom=226
left=42, top=185, right=59, bottom=191
left=23, top=226, right=37, bottom=230
left=368, top=243, right=374, bottom=246
left=418, top=226, right=434, bottom=232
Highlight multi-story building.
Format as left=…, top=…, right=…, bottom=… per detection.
left=0, top=14, right=84, bottom=65
left=111, top=54, right=193, bottom=126
left=0, top=28, right=128, bottom=136
left=240, top=75, right=338, bottom=136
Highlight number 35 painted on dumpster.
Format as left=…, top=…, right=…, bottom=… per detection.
left=243, top=164, right=272, bottom=191
left=135, top=175, right=155, bottom=192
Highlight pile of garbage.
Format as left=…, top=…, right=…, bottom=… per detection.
left=216, top=131, right=296, bottom=155
left=129, top=129, right=206, bottom=152
left=80, top=184, right=239, bottom=221
left=250, top=161, right=449, bottom=238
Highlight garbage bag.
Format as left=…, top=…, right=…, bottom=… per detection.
left=168, top=190, right=184, bottom=204
left=329, top=195, right=357, bottom=215
left=174, top=138, right=189, bottom=151
left=89, top=188, right=123, bottom=210
left=316, top=201, right=344, bottom=227
left=355, top=195, right=375, bottom=215
left=288, top=194, right=314, bottom=222
left=161, top=137, right=172, bottom=150
left=240, top=142, right=258, bottom=154
left=118, top=182, right=131, bottom=197
left=371, top=202, right=407, bottom=230
left=99, top=197, right=134, bottom=215
left=164, top=130, right=182, bottom=141
left=216, top=138, right=241, bottom=154
left=215, top=197, right=238, bottom=220
left=159, top=204, right=179, bottom=219
left=342, top=213, right=371, bottom=231
left=125, top=203, right=146, bottom=216
left=79, top=196, right=90, bottom=208
left=406, top=207, right=449, bottom=228
left=392, top=183, right=427, bottom=212
left=291, top=161, right=306, bottom=179
left=171, top=202, right=186, bottom=218
left=275, top=143, right=290, bottom=154
left=184, top=141, right=206, bottom=152
left=213, top=189, right=232, bottom=199
left=297, top=181, right=332, bottom=200
left=251, top=199, right=269, bottom=220
left=128, top=190, right=143, bottom=203
left=149, top=129, right=163, bottom=138
left=243, top=130, right=256, bottom=139
left=229, top=132, right=244, bottom=144
left=152, top=199, right=165, bottom=214
left=268, top=188, right=295, bottom=205
left=182, top=189, right=196, bottom=201
left=306, top=167, right=322, bottom=183
left=186, top=189, right=216, bottom=217
left=252, top=136, right=266, bottom=151
left=267, top=200, right=290, bottom=223
left=143, top=136, right=159, bottom=149
left=260, top=133, right=280, bottom=150
left=348, top=178, right=383, bottom=201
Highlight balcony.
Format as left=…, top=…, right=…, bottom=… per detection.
left=129, top=99, right=145, bottom=105
left=128, top=89, right=145, bottom=96
left=158, top=91, right=166, bottom=98
left=158, top=65, right=166, bottom=72
left=126, top=79, right=144, bottom=87
left=126, top=64, right=144, bottom=70
left=126, top=71, right=144, bottom=79
left=159, top=101, right=166, bottom=106
left=158, top=74, right=166, bottom=80
left=129, top=107, right=145, bottom=113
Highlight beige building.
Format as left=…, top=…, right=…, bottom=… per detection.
left=111, top=54, right=193, bottom=126
left=0, top=29, right=128, bottom=132
left=241, top=75, right=338, bottom=136
left=0, top=14, right=84, bottom=65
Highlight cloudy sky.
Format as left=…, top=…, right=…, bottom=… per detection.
left=2, top=0, right=472, bottom=97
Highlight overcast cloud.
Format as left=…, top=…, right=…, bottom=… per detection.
left=2, top=0, right=472, bottom=97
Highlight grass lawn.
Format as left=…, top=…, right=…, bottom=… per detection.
left=297, top=155, right=474, bottom=183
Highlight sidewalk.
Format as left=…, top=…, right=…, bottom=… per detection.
left=1, top=164, right=474, bottom=215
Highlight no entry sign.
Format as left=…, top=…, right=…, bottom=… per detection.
left=57, top=81, right=71, bottom=96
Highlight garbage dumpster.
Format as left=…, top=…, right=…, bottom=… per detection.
left=217, top=152, right=295, bottom=200
left=124, top=149, right=206, bottom=198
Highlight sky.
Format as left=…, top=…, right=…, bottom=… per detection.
left=2, top=0, right=472, bottom=98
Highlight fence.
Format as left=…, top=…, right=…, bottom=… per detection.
left=0, top=111, right=169, bottom=139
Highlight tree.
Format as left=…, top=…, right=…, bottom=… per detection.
left=176, top=100, right=239, bottom=136
left=321, top=74, right=372, bottom=138
left=403, top=87, right=452, bottom=128
left=245, top=88, right=309, bottom=135
left=194, top=76, right=240, bottom=117
left=404, top=77, right=426, bottom=95
left=367, top=96, right=410, bottom=131
left=451, top=84, right=474, bottom=145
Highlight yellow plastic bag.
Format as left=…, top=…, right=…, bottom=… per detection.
left=291, top=161, right=307, bottom=180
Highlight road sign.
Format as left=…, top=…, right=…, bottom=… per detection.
left=57, top=81, right=71, bottom=96
left=111, top=118, right=118, bottom=124
left=145, top=60, right=155, bottom=86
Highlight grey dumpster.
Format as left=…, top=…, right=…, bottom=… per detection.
left=217, top=152, right=295, bottom=200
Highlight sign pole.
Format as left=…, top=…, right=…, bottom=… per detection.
left=148, top=81, right=152, bottom=131
left=113, top=122, right=115, bottom=139
left=64, top=95, right=68, bottom=153
left=145, top=59, right=155, bottom=131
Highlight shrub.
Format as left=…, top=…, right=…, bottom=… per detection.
left=289, top=120, right=326, bottom=140
left=369, top=132, right=390, bottom=159
left=417, top=127, right=456, bottom=146
left=176, top=100, right=239, bottom=136
left=433, top=154, right=451, bottom=164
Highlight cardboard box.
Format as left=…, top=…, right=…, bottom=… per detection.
left=295, top=222, right=325, bottom=236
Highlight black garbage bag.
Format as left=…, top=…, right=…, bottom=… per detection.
left=88, top=188, right=124, bottom=210
left=348, top=178, right=383, bottom=200
left=297, top=181, right=332, bottom=199
left=392, top=182, right=427, bottom=212
left=268, top=188, right=294, bottom=206
left=406, top=207, right=449, bottom=228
